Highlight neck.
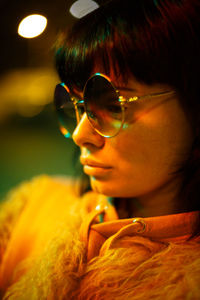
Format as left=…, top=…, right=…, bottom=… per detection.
left=115, top=176, right=187, bottom=219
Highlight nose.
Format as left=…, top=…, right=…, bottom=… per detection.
left=72, top=112, right=105, bottom=148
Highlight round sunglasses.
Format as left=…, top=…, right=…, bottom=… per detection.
left=54, top=73, right=175, bottom=138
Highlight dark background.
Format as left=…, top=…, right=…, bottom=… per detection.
left=0, top=0, right=103, bottom=198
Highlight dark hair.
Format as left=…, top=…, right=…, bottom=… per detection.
left=55, top=0, right=200, bottom=233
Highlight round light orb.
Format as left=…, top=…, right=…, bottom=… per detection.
left=18, top=14, right=47, bottom=38
left=70, top=0, right=99, bottom=19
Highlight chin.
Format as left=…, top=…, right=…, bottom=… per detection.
left=90, top=176, right=144, bottom=198
left=90, top=177, right=125, bottom=197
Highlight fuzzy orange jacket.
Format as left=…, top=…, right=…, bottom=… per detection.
left=0, top=175, right=200, bottom=299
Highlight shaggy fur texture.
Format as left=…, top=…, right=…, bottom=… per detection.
left=0, top=176, right=200, bottom=299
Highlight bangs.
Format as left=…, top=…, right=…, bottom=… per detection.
left=55, top=0, right=199, bottom=94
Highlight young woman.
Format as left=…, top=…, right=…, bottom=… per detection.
left=0, top=0, right=200, bottom=299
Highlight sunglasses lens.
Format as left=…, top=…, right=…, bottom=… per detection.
left=54, top=84, right=77, bottom=138
left=84, top=75, right=123, bottom=137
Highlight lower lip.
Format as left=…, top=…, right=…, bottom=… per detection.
left=83, top=165, right=112, bottom=176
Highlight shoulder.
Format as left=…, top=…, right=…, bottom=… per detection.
left=0, top=174, right=101, bottom=228
left=0, top=174, right=82, bottom=209
left=0, top=175, right=84, bottom=258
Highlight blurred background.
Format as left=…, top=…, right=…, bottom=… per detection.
left=0, top=0, right=103, bottom=199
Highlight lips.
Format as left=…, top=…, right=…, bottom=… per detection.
left=80, top=157, right=112, bottom=176
left=80, top=157, right=111, bottom=168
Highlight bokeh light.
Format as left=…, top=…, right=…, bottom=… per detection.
left=70, top=0, right=99, bottom=19
left=0, top=68, right=58, bottom=120
left=18, top=14, right=47, bottom=38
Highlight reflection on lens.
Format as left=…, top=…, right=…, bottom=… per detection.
left=54, top=84, right=77, bottom=138
left=84, top=74, right=124, bottom=137
left=59, top=126, right=71, bottom=138
left=57, top=107, right=76, bottom=138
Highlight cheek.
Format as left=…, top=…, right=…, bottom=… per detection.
left=104, top=100, right=194, bottom=196
left=117, top=99, right=193, bottom=164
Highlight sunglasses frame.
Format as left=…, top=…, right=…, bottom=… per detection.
left=55, top=73, right=175, bottom=138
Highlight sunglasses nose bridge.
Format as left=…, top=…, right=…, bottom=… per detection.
left=74, top=103, right=81, bottom=123
left=74, top=101, right=85, bottom=124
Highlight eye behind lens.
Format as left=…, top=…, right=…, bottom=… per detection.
left=83, top=74, right=124, bottom=137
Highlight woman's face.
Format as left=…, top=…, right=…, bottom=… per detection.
left=72, top=75, right=194, bottom=201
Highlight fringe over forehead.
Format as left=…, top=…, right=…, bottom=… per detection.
left=55, top=0, right=200, bottom=106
